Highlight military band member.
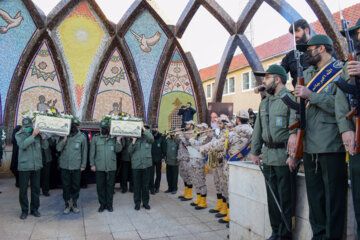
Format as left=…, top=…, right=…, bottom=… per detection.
left=150, top=124, right=166, bottom=194
left=250, top=65, right=296, bottom=240
left=90, top=120, right=123, bottom=212
left=185, top=123, right=212, bottom=210
left=174, top=121, right=195, bottom=201
left=16, top=118, right=49, bottom=219
left=335, top=19, right=360, bottom=239
left=294, top=35, right=348, bottom=240
left=164, top=131, right=179, bottom=194
left=56, top=119, right=88, bottom=215
left=129, top=124, right=154, bottom=210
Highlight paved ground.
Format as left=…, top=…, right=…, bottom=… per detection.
left=0, top=173, right=228, bottom=240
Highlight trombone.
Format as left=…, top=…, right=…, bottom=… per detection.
left=164, top=128, right=184, bottom=136
left=196, top=128, right=216, bottom=135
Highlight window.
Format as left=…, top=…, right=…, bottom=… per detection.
left=243, top=72, right=250, bottom=90
left=243, top=71, right=257, bottom=91
left=206, top=84, right=212, bottom=98
left=229, top=77, right=235, bottom=93
left=223, top=77, right=235, bottom=95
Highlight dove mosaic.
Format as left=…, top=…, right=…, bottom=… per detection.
left=0, top=0, right=36, bottom=122
left=53, top=1, right=110, bottom=114
left=15, top=40, right=65, bottom=125
left=124, top=9, right=168, bottom=120
left=157, top=48, right=198, bottom=133
left=92, top=48, right=135, bottom=121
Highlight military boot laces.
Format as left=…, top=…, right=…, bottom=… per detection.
left=72, top=199, right=80, bottom=214
left=63, top=201, right=71, bottom=215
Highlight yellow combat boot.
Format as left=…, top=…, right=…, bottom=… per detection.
left=178, top=186, right=188, bottom=199
left=215, top=201, right=227, bottom=218
left=219, top=208, right=229, bottom=223
left=182, top=187, right=193, bottom=201
left=209, top=194, right=223, bottom=213
left=195, top=195, right=207, bottom=210
left=191, top=194, right=201, bottom=206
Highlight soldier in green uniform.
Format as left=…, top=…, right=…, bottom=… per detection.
left=16, top=118, right=49, bottom=220
left=90, top=120, right=123, bottom=212
left=250, top=65, right=296, bottom=240
left=335, top=19, right=360, bottom=239
left=164, top=131, right=179, bottom=194
left=56, top=119, right=88, bottom=215
left=129, top=124, right=154, bottom=210
left=149, top=124, right=166, bottom=194
left=40, top=138, right=55, bottom=196
left=120, top=137, right=133, bottom=193
left=295, top=35, right=347, bottom=240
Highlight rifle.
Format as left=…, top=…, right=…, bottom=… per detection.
left=281, top=24, right=306, bottom=159
left=333, top=6, right=360, bottom=153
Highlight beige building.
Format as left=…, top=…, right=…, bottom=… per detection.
left=199, top=3, right=359, bottom=113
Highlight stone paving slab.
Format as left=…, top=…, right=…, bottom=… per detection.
left=0, top=173, right=228, bottom=240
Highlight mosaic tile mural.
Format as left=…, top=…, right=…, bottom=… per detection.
left=54, top=1, right=110, bottom=114
left=124, top=9, right=168, bottom=120
left=16, top=40, right=65, bottom=125
left=157, top=49, right=198, bottom=133
left=0, top=0, right=37, bottom=122
left=92, top=48, right=135, bottom=121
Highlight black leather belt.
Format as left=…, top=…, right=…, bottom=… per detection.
left=264, top=142, right=286, bottom=149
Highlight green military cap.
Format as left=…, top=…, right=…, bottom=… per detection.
left=100, top=120, right=109, bottom=128
left=22, top=117, right=33, bottom=127
left=254, top=64, right=288, bottom=79
left=71, top=118, right=80, bottom=126
left=297, top=34, right=333, bottom=52
left=340, top=18, right=360, bottom=36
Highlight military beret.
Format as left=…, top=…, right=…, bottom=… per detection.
left=296, top=34, right=333, bottom=52
left=100, top=120, right=110, bottom=128
left=22, top=117, right=33, bottom=127
left=71, top=118, right=80, bottom=126
left=254, top=65, right=288, bottom=79
left=340, top=18, right=360, bottom=36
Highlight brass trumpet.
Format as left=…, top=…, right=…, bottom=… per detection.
left=196, top=128, right=216, bottom=135
left=164, top=128, right=184, bottom=136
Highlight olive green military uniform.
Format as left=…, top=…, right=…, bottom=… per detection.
left=16, top=126, right=49, bottom=214
left=150, top=133, right=166, bottom=192
left=56, top=131, right=88, bottom=203
left=0, top=127, right=3, bottom=167
left=128, top=130, right=154, bottom=206
left=335, top=59, right=360, bottom=238
left=90, top=134, right=123, bottom=209
left=164, top=137, right=179, bottom=192
left=120, top=137, right=133, bottom=192
left=251, top=85, right=296, bottom=239
left=302, top=58, right=347, bottom=240
left=40, top=138, right=55, bottom=195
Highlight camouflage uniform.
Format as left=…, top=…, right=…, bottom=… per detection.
left=188, top=135, right=212, bottom=195
left=222, top=124, right=253, bottom=201
left=174, top=135, right=192, bottom=185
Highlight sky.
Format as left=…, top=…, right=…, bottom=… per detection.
left=33, top=0, right=360, bottom=69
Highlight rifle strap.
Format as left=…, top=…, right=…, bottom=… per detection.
left=266, top=98, right=274, bottom=144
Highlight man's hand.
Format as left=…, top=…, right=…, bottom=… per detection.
left=91, top=166, right=96, bottom=172
left=32, top=127, right=40, bottom=137
left=294, top=85, right=312, bottom=100
left=342, top=130, right=355, bottom=155
left=116, top=136, right=122, bottom=142
left=40, top=133, right=45, bottom=139
left=250, top=154, right=261, bottom=166
left=80, top=167, right=85, bottom=172
left=286, top=157, right=298, bottom=172
left=348, top=61, right=360, bottom=77
left=287, top=133, right=297, bottom=156
left=132, top=138, right=137, bottom=144
left=184, top=134, right=191, bottom=140
left=63, top=136, right=67, bottom=142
